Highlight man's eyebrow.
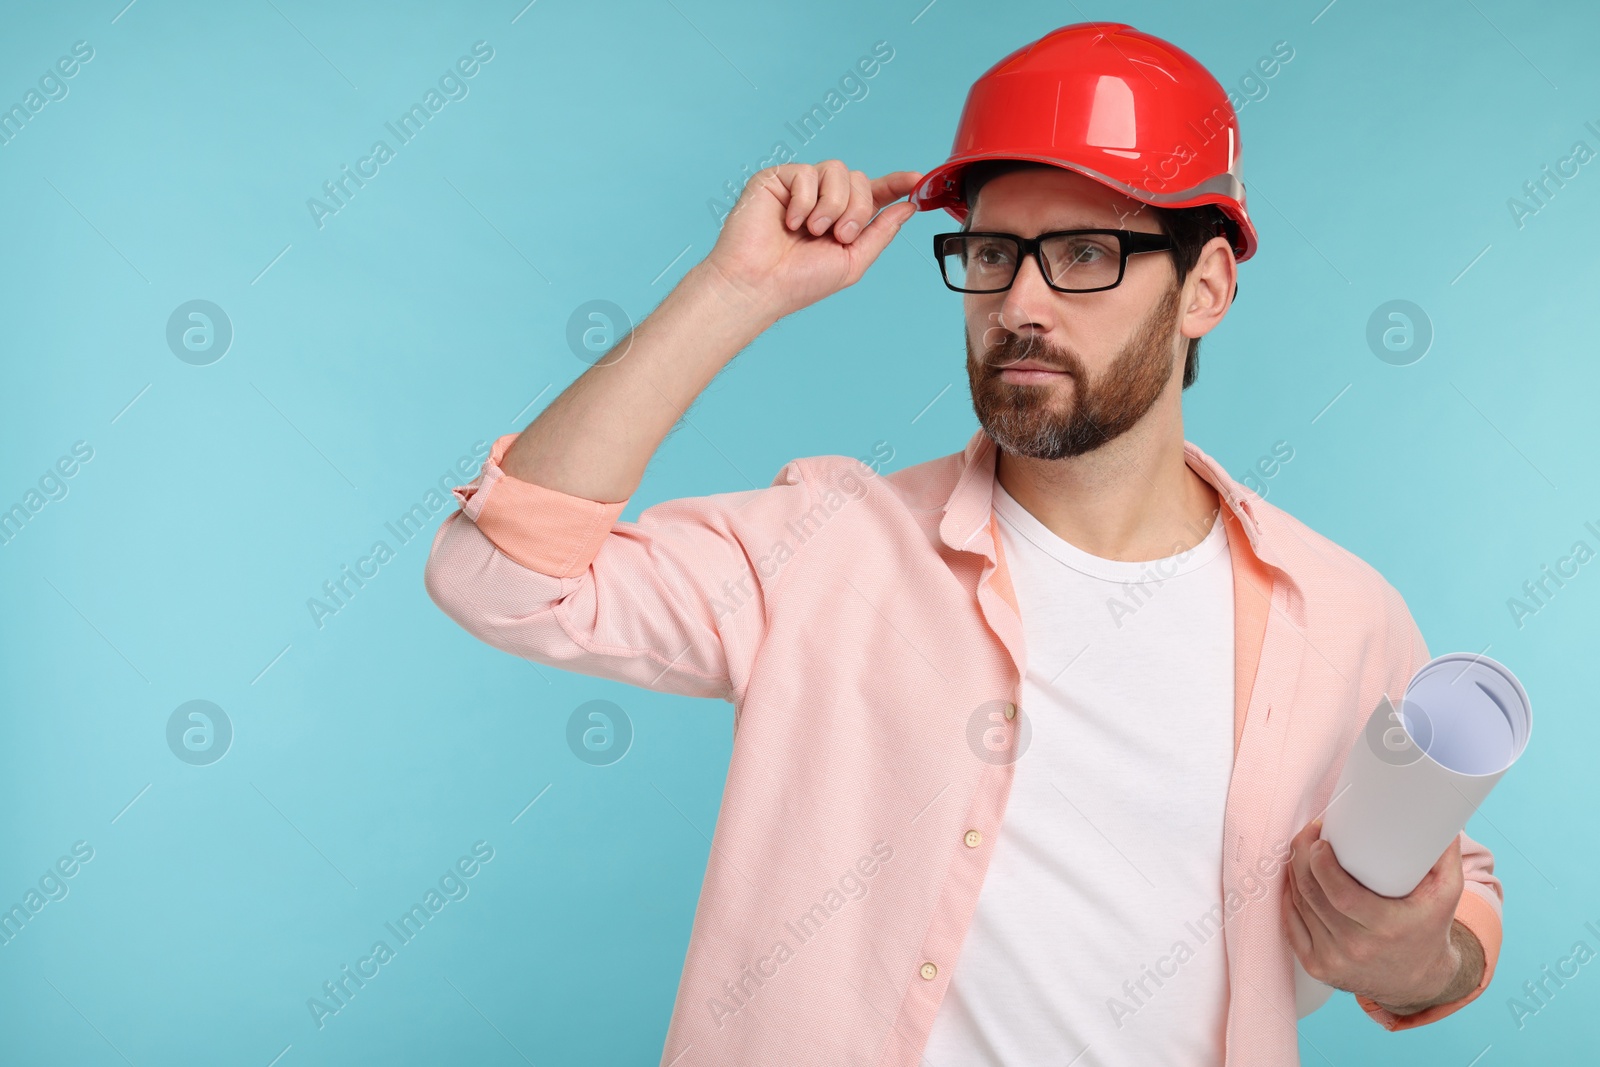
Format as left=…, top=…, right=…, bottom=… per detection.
left=969, top=218, right=1124, bottom=232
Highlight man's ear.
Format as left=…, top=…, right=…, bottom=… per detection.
left=1180, top=236, right=1238, bottom=342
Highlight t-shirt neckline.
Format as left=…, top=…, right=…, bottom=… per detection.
left=991, top=479, right=1228, bottom=583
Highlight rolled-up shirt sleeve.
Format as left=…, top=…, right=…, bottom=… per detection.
left=448, top=433, right=630, bottom=579
left=424, top=431, right=813, bottom=704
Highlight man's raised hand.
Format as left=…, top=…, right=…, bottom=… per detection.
left=704, top=161, right=924, bottom=324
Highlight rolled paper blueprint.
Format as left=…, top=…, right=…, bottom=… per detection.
left=1294, top=652, right=1532, bottom=1018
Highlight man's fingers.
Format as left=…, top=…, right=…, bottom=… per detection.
left=1292, top=832, right=1354, bottom=939
left=1283, top=878, right=1316, bottom=963
left=773, top=164, right=923, bottom=236
left=808, top=160, right=853, bottom=235
left=847, top=200, right=917, bottom=266
left=1289, top=865, right=1335, bottom=951
left=784, top=166, right=818, bottom=230
left=839, top=168, right=924, bottom=253
left=1414, top=833, right=1464, bottom=902
left=1293, top=851, right=1337, bottom=932
left=870, top=170, right=924, bottom=211
left=1286, top=819, right=1317, bottom=893
left=1307, top=837, right=1377, bottom=931
left=835, top=169, right=876, bottom=243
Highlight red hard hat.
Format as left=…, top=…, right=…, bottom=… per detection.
left=911, top=22, right=1260, bottom=263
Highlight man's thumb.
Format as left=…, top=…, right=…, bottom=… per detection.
left=852, top=201, right=917, bottom=263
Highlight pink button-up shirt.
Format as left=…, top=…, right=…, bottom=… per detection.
left=424, top=427, right=1503, bottom=1066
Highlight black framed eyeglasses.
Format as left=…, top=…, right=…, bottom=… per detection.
left=933, top=229, right=1175, bottom=294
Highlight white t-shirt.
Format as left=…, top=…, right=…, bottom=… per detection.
left=922, top=479, right=1235, bottom=1066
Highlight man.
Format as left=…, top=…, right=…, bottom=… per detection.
left=425, top=22, right=1502, bottom=1066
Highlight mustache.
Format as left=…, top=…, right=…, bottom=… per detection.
left=981, top=333, right=1078, bottom=374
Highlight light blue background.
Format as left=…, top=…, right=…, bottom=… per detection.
left=1, top=0, right=1594, bottom=1063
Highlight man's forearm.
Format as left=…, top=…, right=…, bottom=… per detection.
left=499, top=259, right=777, bottom=503
left=1375, top=919, right=1486, bottom=1016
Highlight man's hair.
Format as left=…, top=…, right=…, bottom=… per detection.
left=960, top=159, right=1232, bottom=389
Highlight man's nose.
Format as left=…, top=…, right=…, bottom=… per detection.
left=998, top=252, right=1056, bottom=334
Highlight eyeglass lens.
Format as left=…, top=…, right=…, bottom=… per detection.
left=938, top=233, right=1123, bottom=292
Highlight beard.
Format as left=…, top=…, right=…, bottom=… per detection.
left=966, top=281, right=1183, bottom=460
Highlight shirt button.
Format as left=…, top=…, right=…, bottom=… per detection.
left=1003, top=702, right=1017, bottom=721
left=920, top=962, right=938, bottom=981
left=964, top=829, right=982, bottom=848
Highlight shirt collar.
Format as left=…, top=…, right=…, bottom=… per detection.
left=939, top=427, right=1286, bottom=577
